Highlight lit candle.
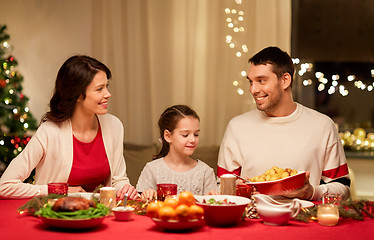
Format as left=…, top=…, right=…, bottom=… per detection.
left=317, top=204, right=339, bottom=226
left=100, top=187, right=116, bottom=209
left=220, top=174, right=236, bottom=195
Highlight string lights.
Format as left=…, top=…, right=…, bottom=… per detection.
left=225, top=0, right=248, bottom=96
left=294, top=59, right=374, bottom=96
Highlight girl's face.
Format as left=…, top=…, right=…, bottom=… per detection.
left=76, top=70, right=111, bottom=116
left=165, top=117, right=200, bottom=157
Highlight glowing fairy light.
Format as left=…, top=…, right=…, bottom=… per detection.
left=233, top=81, right=239, bottom=86
left=237, top=88, right=244, bottom=95
left=241, top=71, right=246, bottom=76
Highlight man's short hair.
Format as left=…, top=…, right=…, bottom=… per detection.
left=249, top=46, right=295, bottom=87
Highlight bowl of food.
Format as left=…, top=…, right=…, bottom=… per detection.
left=112, top=206, right=135, bottom=221
left=195, top=195, right=251, bottom=227
left=146, top=191, right=205, bottom=231
left=248, top=167, right=306, bottom=195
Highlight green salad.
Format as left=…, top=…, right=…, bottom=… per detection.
left=35, top=203, right=110, bottom=220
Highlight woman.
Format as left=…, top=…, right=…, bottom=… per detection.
left=0, top=55, right=137, bottom=199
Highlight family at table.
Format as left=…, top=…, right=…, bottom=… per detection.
left=0, top=46, right=351, bottom=203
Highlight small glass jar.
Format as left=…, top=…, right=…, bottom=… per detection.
left=317, top=204, right=339, bottom=226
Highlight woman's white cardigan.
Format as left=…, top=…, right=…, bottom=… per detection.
left=0, top=114, right=130, bottom=199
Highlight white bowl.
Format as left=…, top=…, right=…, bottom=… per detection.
left=112, top=207, right=134, bottom=221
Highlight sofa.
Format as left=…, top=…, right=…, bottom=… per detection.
left=123, top=143, right=220, bottom=186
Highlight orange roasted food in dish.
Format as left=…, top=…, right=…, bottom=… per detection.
left=146, top=191, right=204, bottom=221
left=250, top=166, right=298, bottom=182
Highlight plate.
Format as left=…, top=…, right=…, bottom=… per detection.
left=269, top=195, right=314, bottom=208
left=68, top=192, right=100, bottom=200
left=39, top=216, right=105, bottom=229
left=151, top=218, right=204, bottom=231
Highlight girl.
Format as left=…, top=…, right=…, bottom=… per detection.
left=0, top=55, right=137, bottom=199
left=136, top=105, right=217, bottom=200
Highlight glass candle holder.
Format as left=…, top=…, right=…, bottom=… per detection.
left=156, top=183, right=177, bottom=201
left=317, top=204, right=339, bottom=226
left=236, top=184, right=252, bottom=198
left=47, top=183, right=68, bottom=195
left=100, top=187, right=117, bottom=209
left=322, top=192, right=342, bottom=205
left=220, top=174, right=237, bottom=195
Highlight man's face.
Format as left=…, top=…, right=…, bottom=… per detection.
left=247, top=63, right=284, bottom=117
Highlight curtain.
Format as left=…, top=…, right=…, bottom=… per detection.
left=91, top=0, right=291, bottom=146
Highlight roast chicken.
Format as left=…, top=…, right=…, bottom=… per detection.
left=52, top=197, right=96, bottom=212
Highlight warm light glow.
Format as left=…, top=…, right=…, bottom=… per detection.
left=2, top=41, right=9, bottom=48
left=292, top=58, right=300, bottom=64
left=332, top=75, right=340, bottom=81
left=231, top=9, right=237, bottom=14
left=241, top=71, right=246, bottom=76
left=315, top=72, right=324, bottom=79
left=347, top=75, right=355, bottom=81
left=25, top=107, right=29, bottom=112
left=234, top=27, right=239, bottom=32
left=229, top=43, right=235, bottom=48
left=237, top=88, right=244, bottom=95
left=13, top=108, right=18, bottom=114
left=332, top=80, right=338, bottom=87
left=24, top=123, right=29, bottom=129
left=236, top=52, right=242, bottom=57
left=228, top=23, right=234, bottom=28
left=318, top=83, right=325, bottom=91
left=225, top=8, right=231, bottom=14
left=241, top=45, right=248, bottom=52
left=238, top=16, right=244, bottom=21
left=226, top=18, right=232, bottom=22
left=233, top=81, right=239, bottom=86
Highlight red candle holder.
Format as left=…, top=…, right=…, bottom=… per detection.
left=156, top=183, right=177, bottom=201
left=236, top=184, right=253, bottom=198
left=48, top=182, right=68, bottom=195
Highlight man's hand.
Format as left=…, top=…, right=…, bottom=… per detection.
left=282, top=171, right=313, bottom=200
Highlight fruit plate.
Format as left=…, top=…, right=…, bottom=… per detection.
left=249, top=171, right=306, bottom=195
left=151, top=218, right=204, bottom=231
left=39, top=216, right=106, bottom=230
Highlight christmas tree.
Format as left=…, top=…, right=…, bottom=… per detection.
left=0, top=25, right=37, bottom=177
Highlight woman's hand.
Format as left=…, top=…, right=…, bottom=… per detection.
left=68, top=186, right=86, bottom=193
left=140, top=189, right=157, bottom=201
left=117, top=184, right=138, bottom=200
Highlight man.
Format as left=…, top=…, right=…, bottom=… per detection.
left=217, top=46, right=350, bottom=200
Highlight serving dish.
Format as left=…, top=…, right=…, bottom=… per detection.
left=248, top=171, right=306, bottom=195
left=151, top=218, right=204, bottom=231
left=195, top=195, right=251, bottom=227
left=68, top=192, right=100, bottom=200
left=39, top=216, right=106, bottom=229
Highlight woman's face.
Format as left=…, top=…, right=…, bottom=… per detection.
left=165, top=117, right=200, bottom=157
left=76, top=70, right=111, bottom=116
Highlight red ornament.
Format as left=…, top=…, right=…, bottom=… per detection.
left=0, top=79, right=6, bottom=88
left=7, top=56, right=14, bottom=62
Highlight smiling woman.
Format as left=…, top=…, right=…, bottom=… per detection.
left=0, top=55, right=137, bottom=200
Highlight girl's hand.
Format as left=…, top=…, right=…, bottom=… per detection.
left=117, top=184, right=138, bottom=200
left=140, top=189, right=157, bottom=201
left=206, top=190, right=218, bottom=195
left=68, top=186, right=86, bottom=193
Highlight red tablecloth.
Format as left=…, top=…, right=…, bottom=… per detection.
left=1, top=199, right=373, bottom=240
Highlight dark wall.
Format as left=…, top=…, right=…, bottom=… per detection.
left=291, top=0, right=374, bottom=62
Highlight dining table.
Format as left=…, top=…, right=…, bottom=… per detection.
left=1, top=199, right=373, bottom=240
